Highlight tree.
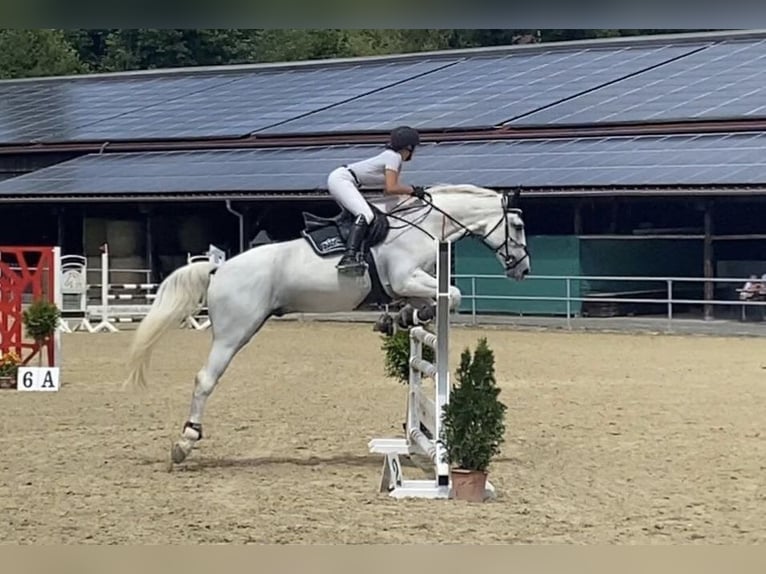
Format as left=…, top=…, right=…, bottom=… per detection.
left=0, top=29, right=728, bottom=80
left=96, top=29, right=261, bottom=72
left=0, top=29, right=86, bottom=79
left=440, top=337, right=507, bottom=473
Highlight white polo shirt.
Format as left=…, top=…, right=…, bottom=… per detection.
left=346, top=149, right=402, bottom=188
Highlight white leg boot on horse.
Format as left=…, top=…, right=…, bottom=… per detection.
left=123, top=185, right=531, bottom=465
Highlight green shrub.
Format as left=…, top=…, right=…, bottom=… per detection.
left=381, top=329, right=434, bottom=384
left=22, top=299, right=60, bottom=365
left=439, top=337, right=507, bottom=472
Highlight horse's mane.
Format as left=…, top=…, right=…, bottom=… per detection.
left=425, top=183, right=499, bottom=198
left=369, top=183, right=501, bottom=214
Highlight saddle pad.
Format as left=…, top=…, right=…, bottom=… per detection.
left=301, top=226, right=346, bottom=257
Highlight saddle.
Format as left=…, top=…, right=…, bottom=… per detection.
left=300, top=204, right=392, bottom=308
left=300, top=205, right=389, bottom=257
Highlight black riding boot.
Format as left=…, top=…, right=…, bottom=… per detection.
left=337, top=215, right=369, bottom=276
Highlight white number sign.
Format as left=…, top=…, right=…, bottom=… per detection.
left=17, top=367, right=60, bottom=392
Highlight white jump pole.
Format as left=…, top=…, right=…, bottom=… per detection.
left=52, top=246, right=62, bottom=367
left=434, top=239, right=450, bottom=487
left=369, top=239, right=454, bottom=499
left=92, top=244, right=118, bottom=333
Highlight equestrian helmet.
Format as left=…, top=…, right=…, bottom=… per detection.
left=388, top=126, right=421, bottom=152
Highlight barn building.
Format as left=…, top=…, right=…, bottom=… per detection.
left=2, top=29, right=766, bottom=321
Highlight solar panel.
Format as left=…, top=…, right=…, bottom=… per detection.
left=0, top=59, right=457, bottom=144
left=256, top=43, right=704, bottom=135
left=64, top=59, right=456, bottom=141
left=70, top=60, right=462, bottom=143
left=0, top=74, right=233, bottom=144
left=2, top=131, right=766, bottom=197
left=0, top=146, right=377, bottom=195
left=512, top=38, right=766, bottom=125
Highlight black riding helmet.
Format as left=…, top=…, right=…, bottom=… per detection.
left=388, top=125, right=420, bottom=153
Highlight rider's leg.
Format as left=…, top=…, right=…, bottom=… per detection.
left=327, top=168, right=375, bottom=274
left=337, top=214, right=369, bottom=273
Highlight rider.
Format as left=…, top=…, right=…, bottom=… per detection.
left=327, top=125, right=425, bottom=274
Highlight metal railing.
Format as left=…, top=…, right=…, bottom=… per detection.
left=455, top=273, right=766, bottom=330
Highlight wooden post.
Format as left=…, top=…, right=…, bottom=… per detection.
left=573, top=201, right=583, bottom=235
left=141, top=206, right=156, bottom=284
left=608, top=200, right=618, bottom=234
left=56, top=207, right=65, bottom=248
left=703, top=202, right=714, bottom=321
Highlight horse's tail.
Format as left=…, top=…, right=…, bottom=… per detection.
left=124, top=261, right=216, bottom=390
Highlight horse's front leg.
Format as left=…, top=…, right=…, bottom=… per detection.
left=394, top=268, right=462, bottom=309
left=390, top=269, right=462, bottom=324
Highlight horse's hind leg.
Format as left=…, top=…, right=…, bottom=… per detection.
left=170, top=309, right=271, bottom=464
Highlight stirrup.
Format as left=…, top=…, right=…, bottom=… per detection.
left=337, top=253, right=368, bottom=275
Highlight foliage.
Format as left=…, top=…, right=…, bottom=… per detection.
left=0, top=29, right=722, bottom=80
left=0, top=350, right=21, bottom=378
left=0, top=29, right=86, bottom=79
left=381, top=329, right=434, bottom=384
left=439, top=337, right=507, bottom=472
left=22, top=299, right=61, bottom=343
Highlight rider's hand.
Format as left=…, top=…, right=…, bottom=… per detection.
left=411, top=185, right=426, bottom=199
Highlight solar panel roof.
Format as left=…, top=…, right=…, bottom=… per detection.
left=6, top=33, right=766, bottom=146
left=0, top=58, right=458, bottom=144
left=256, top=43, right=706, bottom=135
left=0, top=74, right=228, bottom=144
left=513, top=38, right=766, bottom=126
left=2, top=131, right=765, bottom=198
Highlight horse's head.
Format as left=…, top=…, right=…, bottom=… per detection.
left=425, top=184, right=530, bottom=280
left=484, top=189, right=530, bottom=280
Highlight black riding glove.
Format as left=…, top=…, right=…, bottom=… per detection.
left=411, top=185, right=426, bottom=199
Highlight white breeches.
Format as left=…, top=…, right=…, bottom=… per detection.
left=327, top=167, right=374, bottom=224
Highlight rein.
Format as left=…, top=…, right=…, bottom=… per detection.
left=382, top=190, right=530, bottom=272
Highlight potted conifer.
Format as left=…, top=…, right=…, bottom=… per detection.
left=22, top=299, right=61, bottom=367
left=439, top=337, right=507, bottom=502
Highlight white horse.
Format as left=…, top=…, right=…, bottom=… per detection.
left=124, top=184, right=530, bottom=464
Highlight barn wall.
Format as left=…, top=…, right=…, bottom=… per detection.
left=455, top=235, right=582, bottom=316
left=580, top=238, right=704, bottom=292
left=455, top=235, right=709, bottom=317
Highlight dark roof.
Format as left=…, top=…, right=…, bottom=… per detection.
left=253, top=43, right=702, bottom=135
left=513, top=37, right=766, bottom=127
left=4, top=29, right=766, bottom=199
left=0, top=30, right=764, bottom=147
left=0, top=58, right=457, bottom=144
left=2, top=131, right=766, bottom=202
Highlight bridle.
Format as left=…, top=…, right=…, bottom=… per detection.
left=478, top=191, right=530, bottom=272
left=386, top=188, right=530, bottom=273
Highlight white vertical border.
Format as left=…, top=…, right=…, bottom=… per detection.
left=52, top=246, right=62, bottom=368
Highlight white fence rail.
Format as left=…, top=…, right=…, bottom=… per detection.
left=58, top=245, right=225, bottom=333
left=456, top=273, right=766, bottom=330
left=49, top=248, right=766, bottom=334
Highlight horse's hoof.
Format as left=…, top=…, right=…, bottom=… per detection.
left=397, top=305, right=415, bottom=329
left=416, top=303, right=435, bottom=323
left=171, top=443, right=189, bottom=464
left=374, top=313, right=394, bottom=336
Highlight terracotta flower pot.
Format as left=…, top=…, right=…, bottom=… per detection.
left=450, top=468, right=489, bottom=502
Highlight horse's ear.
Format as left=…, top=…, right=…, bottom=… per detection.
left=504, top=188, right=522, bottom=210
